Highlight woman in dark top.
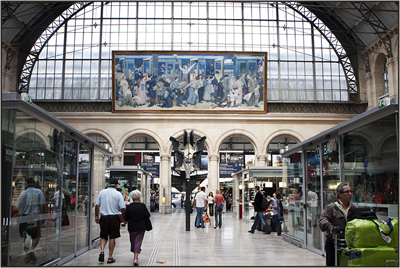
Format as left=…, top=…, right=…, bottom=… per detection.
left=124, top=190, right=150, bottom=267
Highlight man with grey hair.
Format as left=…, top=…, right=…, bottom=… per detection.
left=319, top=183, right=357, bottom=266
left=95, top=178, right=125, bottom=264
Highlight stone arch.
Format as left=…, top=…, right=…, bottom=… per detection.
left=392, top=33, right=398, bottom=60
left=342, top=132, right=374, bottom=162
left=15, top=128, right=50, bottom=149
left=82, top=128, right=115, bottom=150
left=377, top=134, right=397, bottom=159
left=215, top=129, right=260, bottom=155
left=371, top=52, right=388, bottom=98
left=263, top=129, right=303, bottom=153
left=118, top=129, right=163, bottom=154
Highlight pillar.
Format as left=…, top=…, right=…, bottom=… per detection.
left=111, top=154, right=122, bottom=166
left=386, top=57, right=398, bottom=99
left=208, top=154, right=219, bottom=193
left=256, top=154, right=267, bottom=166
left=159, top=153, right=171, bottom=214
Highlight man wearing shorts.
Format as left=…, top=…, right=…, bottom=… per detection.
left=16, top=177, right=46, bottom=264
left=95, top=178, right=125, bottom=264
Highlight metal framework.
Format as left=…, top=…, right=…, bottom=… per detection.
left=285, top=2, right=358, bottom=98
left=18, top=2, right=92, bottom=93
left=16, top=1, right=392, bottom=100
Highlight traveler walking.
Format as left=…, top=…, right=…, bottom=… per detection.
left=213, top=189, right=225, bottom=229
left=95, top=178, right=126, bottom=264
left=270, top=192, right=282, bottom=236
left=248, top=186, right=271, bottom=234
left=124, top=190, right=151, bottom=267
left=193, top=187, right=207, bottom=228
left=16, top=177, right=46, bottom=264
left=207, top=192, right=214, bottom=216
left=319, top=183, right=357, bottom=266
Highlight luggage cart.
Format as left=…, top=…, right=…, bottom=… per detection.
left=335, top=231, right=347, bottom=266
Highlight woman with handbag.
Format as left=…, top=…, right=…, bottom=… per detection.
left=124, top=190, right=151, bottom=267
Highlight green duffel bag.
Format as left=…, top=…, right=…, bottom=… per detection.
left=345, top=218, right=398, bottom=248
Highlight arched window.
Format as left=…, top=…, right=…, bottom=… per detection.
left=26, top=2, right=352, bottom=102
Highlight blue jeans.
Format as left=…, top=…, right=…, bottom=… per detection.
left=251, top=211, right=271, bottom=233
left=196, top=207, right=205, bottom=227
left=215, top=204, right=223, bottom=227
left=271, top=214, right=281, bottom=235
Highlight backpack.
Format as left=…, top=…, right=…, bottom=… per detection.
left=279, top=199, right=284, bottom=218
left=261, top=196, right=268, bottom=211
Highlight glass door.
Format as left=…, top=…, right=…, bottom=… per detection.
left=9, top=115, right=63, bottom=266
left=59, top=137, right=78, bottom=260
left=75, top=144, right=91, bottom=253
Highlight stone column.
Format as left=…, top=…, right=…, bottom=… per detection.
left=386, top=57, right=398, bottom=99
left=208, top=154, right=219, bottom=193
left=256, top=154, right=267, bottom=166
left=111, top=153, right=122, bottom=166
left=159, top=153, right=171, bottom=214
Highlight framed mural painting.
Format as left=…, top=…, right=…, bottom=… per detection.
left=112, top=51, right=267, bottom=113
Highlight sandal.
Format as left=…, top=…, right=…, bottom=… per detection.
left=98, top=252, right=104, bottom=262
left=107, top=257, right=116, bottom=264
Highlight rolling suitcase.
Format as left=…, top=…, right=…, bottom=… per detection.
left=340, top=246, right=399, bottom=266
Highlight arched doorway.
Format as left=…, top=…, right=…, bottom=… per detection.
left=219, top=136, right=255, bottom=212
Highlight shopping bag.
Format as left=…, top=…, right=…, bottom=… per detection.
left=203, top=212, right=211, bottom=223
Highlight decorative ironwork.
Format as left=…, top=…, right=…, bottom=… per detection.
left=18, top=2, right=93, bottom=93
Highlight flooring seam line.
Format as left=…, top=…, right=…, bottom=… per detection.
left=147, top=211, right=178, bottom=266
left=174, top=212, right=183, bottom=266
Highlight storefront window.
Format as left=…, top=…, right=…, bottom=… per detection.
left=7, top=111, right=64, bottom=266
left=76, top=145, right=91, bottom=252
left=283, top=152, right=303, bottom=242
left=342, top=113, right=398, bottom=220
left=91, top=149, right=110, bottom=243
left=60, top=137, right=78, bottom=259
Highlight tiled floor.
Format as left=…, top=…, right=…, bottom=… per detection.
left=63, top=208, right=326, bottom=266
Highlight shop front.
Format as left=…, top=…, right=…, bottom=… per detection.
left=232, top=167, right=286, bottom=226
left=109, top=166, right=152, bottom=209
left=2, top=98, right=110, bottom=266
left=282, top=103, right=398, bottom=255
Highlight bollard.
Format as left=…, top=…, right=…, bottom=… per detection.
left=162, top=197, right=166, bottom=215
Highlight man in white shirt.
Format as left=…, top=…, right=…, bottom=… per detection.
left=95, top=178, right=125, bottom=264
left=16, top=177, right=46, bottom=264
left=193, top=186, right=207, bottom=228
left=307, top=183, right=319, bottom=227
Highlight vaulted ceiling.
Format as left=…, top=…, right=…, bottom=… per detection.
left=1, top=1, right=398, bottom=78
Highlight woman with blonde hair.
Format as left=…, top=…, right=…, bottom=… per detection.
left=124, top=190, right=151, bottom=266
left=213, top=189, right=225, bottom=229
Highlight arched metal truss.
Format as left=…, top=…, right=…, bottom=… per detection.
left=19, top=1, right=366, bottom=98
left=18, top=2, right=93, bottom=93
left=284, top=2, right=358, bottom=98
